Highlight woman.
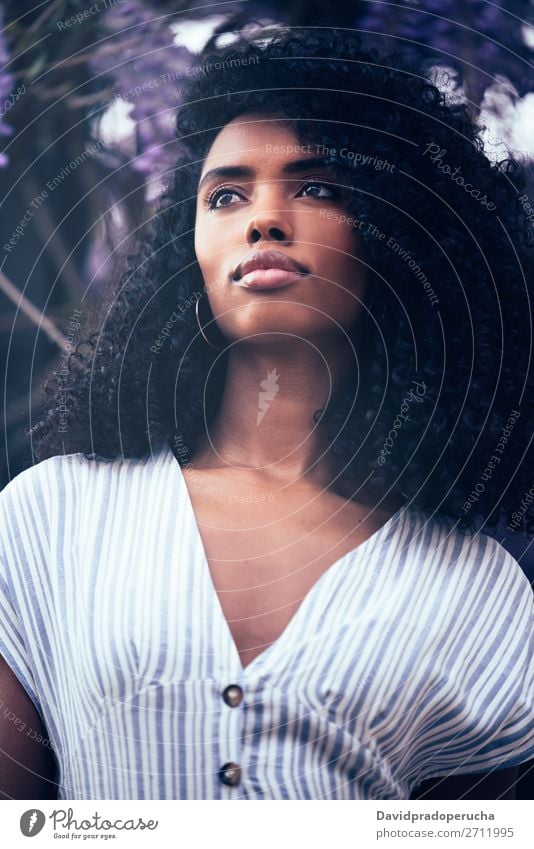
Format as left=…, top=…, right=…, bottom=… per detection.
left=1, top=27, right=533, bottom=800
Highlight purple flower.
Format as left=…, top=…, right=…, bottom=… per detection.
left=90, top=1, right=195, bottom=190
left=355, top=0, right=532, bottom=108
left=0, top=8, right=15, bottom=168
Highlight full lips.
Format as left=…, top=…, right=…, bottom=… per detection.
left=232, top=268, right=307, bottom=289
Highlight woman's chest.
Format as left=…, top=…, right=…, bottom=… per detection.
left=58, top=463, right=402, bottom=694
left=181, top=467, right=392, bottom=669
left=54, top=488, right=462, bottom=752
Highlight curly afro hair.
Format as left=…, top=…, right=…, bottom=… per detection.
left=29, top=26, right=534, bottom=534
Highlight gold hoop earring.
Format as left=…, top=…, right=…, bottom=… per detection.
left=195, top=293, right=225, bottom=351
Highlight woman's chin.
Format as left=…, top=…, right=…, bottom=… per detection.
left=227, top=327, right=334, bottom=348
left=219, top=308, right=354, bottom=345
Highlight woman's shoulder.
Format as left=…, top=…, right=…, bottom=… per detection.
left=1, top=452, right=87, bottom=515
left=1, top=446, right=166, bottom=494
left=0, top=452, right=81, bottom=515
left=0, top=446, right=169, bottom=531
left=400, top=505, right=532, bottom=597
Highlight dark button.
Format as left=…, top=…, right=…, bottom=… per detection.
left=218, top=762, right=242, bottom=787
left=222, top=684, right=244, bottom=708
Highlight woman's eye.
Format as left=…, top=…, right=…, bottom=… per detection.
left=205, top=187, right=243, bottom=210
left=298, top=180, right=338, bottom=199
left=204, top=179, right=339, bottom=210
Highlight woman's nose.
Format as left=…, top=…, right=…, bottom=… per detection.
left=244, top=201, right=293, bottom=244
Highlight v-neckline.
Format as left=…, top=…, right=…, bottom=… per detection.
left=166, top=442, right=405, bottom=676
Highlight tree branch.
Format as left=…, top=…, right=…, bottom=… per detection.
left=0, top=268, right=68, bottom=349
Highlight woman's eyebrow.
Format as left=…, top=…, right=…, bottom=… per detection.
left=197, top=156, right=332, bottom=193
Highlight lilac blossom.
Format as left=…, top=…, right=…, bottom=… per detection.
left=0, top=8, right=15, bottom=168
left=90, top=1, right=195, bottom=187
left=356, top=0, right=532, bottom=107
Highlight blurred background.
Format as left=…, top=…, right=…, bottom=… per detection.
left=0, top=0, right=533, bottom=798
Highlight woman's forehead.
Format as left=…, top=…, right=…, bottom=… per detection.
left=206, top=114, right=298, bottom=152
left=199, top=115, right=324, bottom=182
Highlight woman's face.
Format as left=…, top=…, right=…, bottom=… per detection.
left=194, top=114, right=367, bottom=344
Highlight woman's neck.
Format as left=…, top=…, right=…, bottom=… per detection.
left=192, top=336, right=358, bottom=490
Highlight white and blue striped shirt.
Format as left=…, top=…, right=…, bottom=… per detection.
left=0, top=442, right=533, bottom=799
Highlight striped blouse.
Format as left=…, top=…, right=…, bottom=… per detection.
left=0, top=442, right=533, bottom=800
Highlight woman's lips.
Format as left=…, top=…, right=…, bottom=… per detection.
left=232, top=268, right=306, bottom=289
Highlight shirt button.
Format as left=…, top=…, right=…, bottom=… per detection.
left=218, top=762, right=242, bottom=787
left=222, top=684, right=244, bottom=708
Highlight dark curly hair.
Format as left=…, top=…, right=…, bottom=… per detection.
left=29, top=26, right=534, bottom=534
